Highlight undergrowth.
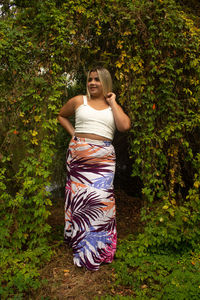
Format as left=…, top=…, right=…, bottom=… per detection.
left=108, top=236, right=200, bottom=300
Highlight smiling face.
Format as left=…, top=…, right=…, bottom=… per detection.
left=87, top=71, right=104, bottom=98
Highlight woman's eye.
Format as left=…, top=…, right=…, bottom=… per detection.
left=88, top=77, right=100, bottom=82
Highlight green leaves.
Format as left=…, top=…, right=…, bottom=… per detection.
left=0, top=4, right=62, bottom=297
left=113, top=238, right=200, bottom=299
left=1, top=0, right=200, bottom=297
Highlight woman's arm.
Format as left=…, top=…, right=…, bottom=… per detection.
left=58, top=115, right=75, bottom=136
left=106, top=93, right=131, bottom=132
left=57, top=96, right=79, bottom=136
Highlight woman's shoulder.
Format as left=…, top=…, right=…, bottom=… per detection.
left=72, top=95, right=85, bottom=110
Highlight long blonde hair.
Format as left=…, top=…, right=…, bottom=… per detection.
left=86, top=67, right=113, bottom=97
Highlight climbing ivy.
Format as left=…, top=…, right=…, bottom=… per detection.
left=0, top=0, right=200, bottom=297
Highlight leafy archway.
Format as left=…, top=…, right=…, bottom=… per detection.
left=0, top=0, right=200, bottom=297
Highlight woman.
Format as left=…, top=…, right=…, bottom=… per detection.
left=58, top=67, right=131, bottom=271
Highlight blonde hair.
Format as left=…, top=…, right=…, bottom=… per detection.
left=86, top=67, right=113, bottom=97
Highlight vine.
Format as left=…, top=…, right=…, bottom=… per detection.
left=0, top=0, right=200, bottom=297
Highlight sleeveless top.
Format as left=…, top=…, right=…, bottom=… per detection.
left=75, top=95, right=116, bottom=140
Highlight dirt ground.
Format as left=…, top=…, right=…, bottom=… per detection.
left=31, top=189, right=142, bottom=300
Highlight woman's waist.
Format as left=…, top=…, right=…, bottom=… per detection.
left=72, top=135, right=112, bottom=146
left=75, top=132, right=112, bottom=142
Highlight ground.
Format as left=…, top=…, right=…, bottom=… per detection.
left=32, top=189, right=142, bottom=300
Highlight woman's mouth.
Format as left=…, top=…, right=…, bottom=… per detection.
left=90, top=86, right=97, bottom=91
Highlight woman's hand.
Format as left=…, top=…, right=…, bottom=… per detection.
left=105, top=92, right=116, bottom=107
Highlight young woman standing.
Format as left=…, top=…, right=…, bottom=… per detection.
left=58, top=67, right=131, bottom=270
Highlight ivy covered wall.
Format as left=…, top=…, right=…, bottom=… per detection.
left=0, top=0, right=200, bottom=297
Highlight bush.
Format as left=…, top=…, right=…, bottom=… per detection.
left=112, top=238, right=200, bottom=300
left=1, top=0, right=200, bottom=296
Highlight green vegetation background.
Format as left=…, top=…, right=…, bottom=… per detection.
left=0, top=0, right=200, bottom=298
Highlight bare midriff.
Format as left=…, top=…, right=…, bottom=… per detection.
left=75, top=132, right=111, bottom=141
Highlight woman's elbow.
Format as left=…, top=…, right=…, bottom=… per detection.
left=118, top=120, right=131, bottom=132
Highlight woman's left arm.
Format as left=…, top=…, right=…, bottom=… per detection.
left=106, top=93, right=131, bottom=132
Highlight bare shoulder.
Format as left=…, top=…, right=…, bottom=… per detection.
left=59, top=95, right=84, bottom=117
left=73, top=95, right=84, bottom=109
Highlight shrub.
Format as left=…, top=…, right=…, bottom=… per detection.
left=1, top=0, right=200, bottom=296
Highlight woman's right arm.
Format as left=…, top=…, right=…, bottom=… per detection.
left=57, top=96, right=78, bottom=136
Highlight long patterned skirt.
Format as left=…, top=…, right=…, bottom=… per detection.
left=64, top=136, right=117, bottom=271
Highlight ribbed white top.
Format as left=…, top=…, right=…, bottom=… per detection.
left=75, top=96, right=116, bottom=140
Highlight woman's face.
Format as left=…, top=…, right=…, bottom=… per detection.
left=88, top=71, right=104, bottom=98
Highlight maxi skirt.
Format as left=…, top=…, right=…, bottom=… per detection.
left=64, top=136, right=117, bottom=271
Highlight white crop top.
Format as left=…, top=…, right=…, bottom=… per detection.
left=75, top=96, right=116, bottom=140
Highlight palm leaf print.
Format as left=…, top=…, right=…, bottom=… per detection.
left=68, top=155, right=113, bottom=185
left=71, top=189, right=106, bottom=229
left=64, top=137, right=117, bottom=270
